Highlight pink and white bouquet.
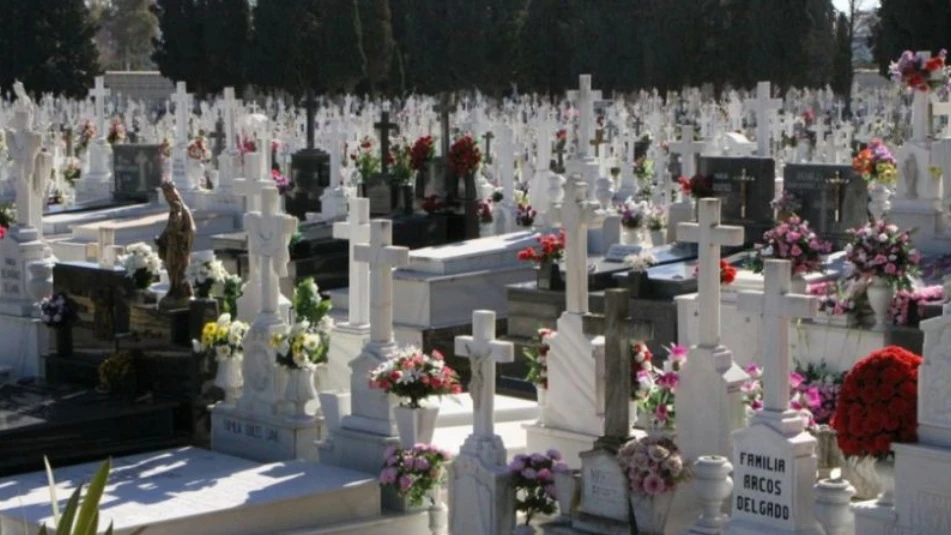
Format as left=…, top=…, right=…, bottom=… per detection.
left=617, top=436, right=691, bottom=498
left=741, top=362, right=822, bottom=426
left=271, top=169, right=292, bottom=195
left=630, top=342, right=654, bottom=403
left=524, top=328, right=554, bottom=389
left=380, top=444, right=451, bottom=507
left=62, top=157, right=82, bottom=186
left=845, top=220, right=920, bottom=290
left=889, top=285, right=944, bottom=326
left=77, top=120, right=96, bottom=153
left=889, top=49, right=950, bottom=92
left=509, top=450, right=568, bottom=525
left=749, top=216, right=832, bottom=275
left=369, top=346, right=462, bottom=408
left=187, top=136, right=211, bottom=161
left=516, top=203, right=537, bottom=227
left=619, top=199, right=650, bottom=230
left=476, top=198, right=494, bottom=224
left=637, top=344, right=687, bottom=430
left=106, top=117, right=126, bottom=145
left=809, top=280, right=857, bottom=316
left=793, top=360, right=846, bottom=426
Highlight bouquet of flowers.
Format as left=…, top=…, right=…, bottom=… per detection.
left=292, top=277, right=332, bottom=326
left=637, top=345, right=687, bottom=429
left=271, top=319, right=328, bottom=369
left=832, top=346, right=923, bottom=458
left=77, top=120, right=96, bottom=153
left=794, top=360, right=846, bottom=426
left=0, top=202, right=14, bottom=240
left=889, top=285, right=944, bottom=326
left=421, top=195, right=447, bottom=215
left=617, top=436, right=690, bottom=498
left=692, top=260, right=737, bottom=285
left=852, top=140, right=898, bottom=187
left=390, top=140, right=413, bottom=185
left=625, top=251, right=657, bottom=273
left=193, top=313, right=249, bottom=361
left=187, top=136, right=211, bottom=162
left=634, top=158, right=654, bottom=186
left=410, top=136, right=435, bottom=171
left=448, top=134, right=482, bottom=177
left=619, top=199, right=649, bottom=229
left=239, top=136, right=257, bottom=157
left=220, top=273, right=245, bottom=319
left=524, top=328, right=554, bottom=389
left=646, top=206, right=667, bottom=231
left=677, top=174, right=714, bottom=199
left=554, top=129, right=568, bottom=153
left=106, top=118, right=126, bottom=145
left=770, top=190, right=802, bottom=218
left=39, top=292, right=76, bottom=329
left=271, top=168, right=292, bottom=195
left=476, top=199, right=493, bottom=224
left=186, top=256, right=228, bottom=298
left=380, top=444, right=451, bottom=507
left=118, top=242, right=162, bottom=290
left=630, top=342, right=655, bottom=403
left=889, top=49, right=950, bottom=92
left=509, top=450, right=568, bottom=525
left=809, top=280, right=857, bottom=316
left=845, top=220, right=920, bottom=290
left=369, top=346, right=462, bottom=408
left=97, top=352, right=135, bottom=393
left=63, top=157, right=82, bottom=187
left=516, top=231, right=566, bottom=264
left=741, top=362, right=822, bottom=426
left=351, top=136, right=380, bottom=179
left=516, top=203, right=537, bottom=227
left=748, top=217, right=832, bottom=275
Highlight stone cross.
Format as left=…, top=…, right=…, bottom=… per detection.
left=738, top=259, right=817, bottom=415
left=246, top=186, right=298, bottom=317
left=677, top=199, right=745, bottom=347
left=233, top=158, right=270, bottom=212
left=209, top=117, right=226, bottom=166
left=549, top=175, right=605, bottom=314
left=435, top=93, right=454, bottom=159
left=669, top=125, right=705, bottom=177
left=223, top=87, right=237, bottom=152
left=353, top=220, right=410, bottom=344
left=171, top=82, right=191, bottom=145
left=88, top=76, right=110, bottom=139
left=567, top=75, right=602, bottom=160
left=374, top=103, right=399, bottom=175
left=333, top=197, right=371, bottom=327
left=454, top=310, right=514, bottom=437
left=589, top=128, right=606, bottom=158
left=745, top=81, right=782, bottom=157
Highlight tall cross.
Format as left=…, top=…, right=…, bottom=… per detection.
left=171, top=81, right=191, bottom=144
left=233, top=153, right=270, bottom=212
left=209, top=116, right=226, bottom=166
left=737, top=260, right=817, bottom=420
left=246, top=186, right=298, bottom=317
left=733, top=168, right=755, bottom=219
left=567, top=74, right=602, bottom=160
left=353, top=220, right=410, bottom=344
left=435, top=93, right=454, bottom=158
left=223, top=87, right=237, bottom=151
left=88, top=76, right=110, bottom=138
left=333, top=197, right=371, bottom=327
left=669, top=125, right=706, bottom=177
left=454, top=310, right=514, bottom=438
left=745, top=81, right=782, bottom=157
left=677, top=199, right=745, bottom=347
left=374, top=103, right=399, bottom=175
left=826, top=171, right=849, bottom=223
left=549, top=175, right=605, bottom=314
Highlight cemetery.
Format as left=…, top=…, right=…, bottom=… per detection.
left=4, top=1, right=951, bottom=530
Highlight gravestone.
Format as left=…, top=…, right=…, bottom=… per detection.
left=113, top=145, right=164, bottom=202
left=699, top=156, right=775, bottom=243
left=288, top=93, right=331, bottom=220
left=781, top=164, right=867, bottom=246
left=363, top=105, right=400, bottom=217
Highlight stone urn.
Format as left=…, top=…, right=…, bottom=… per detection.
left=284, top=365, right=319, bottom=421
left=393, top=403, right=440, bottom=448
left=814, top=478, right=857, bottom=535
left=214, top=354, right=244, bottom=405
left=866, top=276, right=893, bottom=331
left=867, top=183, right=892, bottom=222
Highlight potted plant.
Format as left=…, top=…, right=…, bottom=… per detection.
left=369, top=346, right=462, bottom=446
left=351, top=136, right=381, bottom=183
left=477, top=198, right=494, bottom=237
left=118, top=242, right=162, bottom=295
left=619, top=198, right=649, bottom=245
left=96, top=351, right=137, bottom=400
left=832, top=346, right=922, bottom=502
left=748, top=216, right=832, bottom=291
left=39, top=292, right=77, bottom=358
left=509, top=450, right=568, bottom=533
left=617, top=435, right=691, bottom=534
left=379, top=444, right=451, bottom=508
left=646, top=206, right=667, bottom=246
left=516, top=231, right=566, bottom=291
left=523, top=328, right=554, bottom=425
left=852, top=139, right=897, bottom=221
left=194, top=312, right=248, bottom=405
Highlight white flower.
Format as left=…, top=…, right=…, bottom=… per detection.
left=302, top=333, right=321, bottom=351
left=217, top=314, right=232, bottom=327
left=878, top=233, right=888, bottom=242
left=762, top=245, right=774, bottom=257
left=318, top=315, right=335, bottom=333
left=216, top=345, right=232, bottom=359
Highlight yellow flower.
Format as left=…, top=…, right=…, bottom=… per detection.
left=269, top=333, right=284, bottom=349
left=202, top=322, right=217, bottom=341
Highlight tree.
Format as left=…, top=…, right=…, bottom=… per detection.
left=250, top=0, right=322, bottom=97
left=100, top=0, right=159, bottom=70
left=0, top=0, right=100, bottom=97
left=151, top=0, right=204, bottom=89
left=200, top=0, right=252, bottom=96
left=516, top=0, right=581, bottom=96
left=357, top=0, right=394, bottom=93
left=316, top=0, right=365, bottom=93
left=832, top=13, right=854, bottom=105
left=870, top=0, right=951, bottom=77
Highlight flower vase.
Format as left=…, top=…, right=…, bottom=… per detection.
left=650, top=229, right=666, bottom=247
left=875, top=455, right=895, bottom=506
left=513, top=524, right=537, bottom=535
left=630, top=493, right=675, bottom=535
left=393, top=404, right=440, bottom=448
left=535, top=386, right=547, bottom=426
left=867, top=276, right=893, bottom=331
left=553, top=469, right=579, bottom=521
left=214, top=356, right=244, bottom=405
left=841, top=455, right=881, bottom=500
left=480, top=222, right=495, bottom=237
left=868, top=183, right=892, bottom=222
left=621, top=227, right=645, bottom=245
left=537, top=261, right=564, bottom=291
left=284, top=366, right=318, bottom=421
left=54, top=328, right=73, bottom=358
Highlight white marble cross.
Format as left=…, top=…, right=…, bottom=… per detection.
left=745, top=81, right=782, bottom=157
left=454, top=310, right=514, bottom=437
left=333, top=197, right=371, bottom=327
left=223, top=87, right=238, bottom=152
left=353, top=220, right=410, bottom=344
left=669, top=125, right=706, bottom=177
left=677, top=199, right=745, bottom=347
left=549, top=174, right=605, bottom=314
left=567, top=75, right=602, bottom=160
left=171, top=81, right=191, bottom=145
left=246, top=186, right=298, bottom=317
left=738, top=260, right=817, bottom=415
left=88, top=76, right=110, bottom=138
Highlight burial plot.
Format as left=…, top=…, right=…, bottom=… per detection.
left=782, top=164, right=867, bottom=247
left=113, top=145, right=164, bottom=202
left=699, top=156, right=775, bottom=244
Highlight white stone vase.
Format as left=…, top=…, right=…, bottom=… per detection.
left=535, top=386, right=547, bottom=426
left=631, top=492, right=675, bottom=535
left=621, top=227, right=645, bottom=245
left=649, top=229, right=666, bottom=247
left=284, top=366, right=318, bottom=421
left=394, top=404, right=440, bottom=448
left=867, top=183, right=892, bottom=222
left=214, top=355, right=244, bottom=405
left=841, top=455, right=881, bottom=500
left=866, top=276, right=893, bottom=331
left=480, top=222, right=495, bottom=237
left=814, top=479, right=857, bottom=535
left=875, top=455, right=895, bottom=506
left=691, top=456, right=734, bottom=533
left=553, top=469, right=579, bottom=521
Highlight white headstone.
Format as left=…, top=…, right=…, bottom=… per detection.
left=745, top=82, right=782, bottom=157
left=549, top=175, right=605, bottom=314
left=669, top=125, right=706, bottom=178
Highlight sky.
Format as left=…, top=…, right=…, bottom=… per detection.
left=832, top=0, right=880, bottom=13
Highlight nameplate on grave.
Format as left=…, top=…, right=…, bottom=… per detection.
left=699, top=157, right=775, bottom=228
left=578, top=449, right=630, bottom=523
left=128, top=305, right=190, bottom=348
left=364, top=175, right=392, bottom=216
left=113, top=145, right=164, bottom=201
left=782, top=164, right=866, bottom=244
left=0, top=255, right=22, bottom=300
left=733, top=447, right=794, bottom=527
left=605, top=244, right=646, bottom=263
left=53, top=263, right=132, bottom=340
left=211, top=408, right=319, bottom=463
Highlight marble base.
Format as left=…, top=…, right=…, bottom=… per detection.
left=890, top=199, right=945, bottom=256
left=74, top=175, right=113, bottom=205
left=0, top=314, right=48, bottom=379
left=886, top=442, right=951, bottom=533
left=325, top=323, right=371, bottom=393
left=210, top=404, right=321, bottom=463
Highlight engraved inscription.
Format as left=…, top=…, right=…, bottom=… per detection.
left=733, top=451, right=793, bottom=524
left=1, top=257, right=21, bottom=297
left=222, top=418, right=280, bottom=442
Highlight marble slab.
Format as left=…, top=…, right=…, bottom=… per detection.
left=404, top=231, right=540, bottom=275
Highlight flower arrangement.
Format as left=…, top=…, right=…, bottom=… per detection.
left=369, top=346, right=462, bottom=408
left=448, top=134, right=482, bottom=177
left=0, top=202, right=14, bottom=240
left=770, top=190, right=802, bottom=218
left=516, top=230, right=566, bottom=264
left=239, top=136, right=257, bottom=157
left=809, top=280, right=857, bottom=316
left=693, top=260, right=737, bottom=285
left=509, top=450, right=568, bottom=525
left=220, top=273, right=245, bottom=318
left=646, top=206, right=667, bottom=231
left=845, top=220, right=920, bottom=290
left=619, top=199, right=649, bottom=229
left=889, top=49, right=949, bottom=92
left=524, top=328, right=554, bottom=389
left=677, top=174, right=714, bottom=199
left=421, top=194, right=447, bottom=215
left=106, top=118, right=126, bottom=145
left=832, top=346, right=923, bottom=458
left=187, top=136, right=211, bottom=162
left=351, top=136, right=380, bottom=179
left=617, top=436, right=690, bottom=498
left=390, top=140, right=414, bottom=185
left=625, top=251, right=657, bottom=273
left=555, top=129, right=568, bottom=153
left=118, top=242, right=162, bottom=290
left=97, top=352, right=135, bottom=393
left=476, top=198, right=493, bottom=224
left=292, top=277, right=333, bottom=326
left=794, top=360, right=846, bottom=426
left=380, top=444, right=451, bottom=507
left=77, top=120, right=96, bottom=153
left=39, top=292, right=77, bottom=329
left=852, top=140, right=898, bottom=187
left=889, top=285, right=944, bottom=326
left=741, top=362, right=822, bottom=426
left=516, top=203, right=537, bottom=227
left=193, top=313, right=249, bottom=361
left=748, top=217, right=832, bottom=275
left=637, top=345, right=687, bottom=429
left=410, top=135, right=435, bottom=171
left=630, top=342, right=655, bottom=403
left=63, top=157, right=82, bottom=187
left=634, top=158, right=654, bottom=186
left=185, top=256, right=228, bottom=298
left=270, top=168, right=292, bottom=195
left=271, top=319, right=328, bottom=369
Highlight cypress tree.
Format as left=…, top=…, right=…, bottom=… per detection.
left=152, top=0, right=204, bottom=87
left=201, top=0, right=252, bottom=96
left=317, top=0, right=366, bottom=94
left=358, top=0, right=394, bottom=93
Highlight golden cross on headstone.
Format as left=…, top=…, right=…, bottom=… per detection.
left=826, top=171, right=849, bottom=223
left=733, top=168, right=755, bottom=219
left=589, top=129, right=606, bottom=158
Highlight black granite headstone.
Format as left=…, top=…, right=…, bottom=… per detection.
left=700, top=156, right=775, bottom=242
left=287, top=148, right=330, bottom=220
left=782, top=164, right=867, bottom=246
left=364, top=173, right=393, bottom=216
left=113, top=145, right=164, bottom=202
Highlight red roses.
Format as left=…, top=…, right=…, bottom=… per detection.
left=410, top=136, right=435, bottom=171
left=517, top=231, right=566, bottom=264
left=448, top=134, right=482, bottom=178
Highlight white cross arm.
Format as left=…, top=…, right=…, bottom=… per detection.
left=676, top=221, right=745, bottom=247
left=454, top=310, right=514, bottom=364
left=353, top=243, right=410, bottom=269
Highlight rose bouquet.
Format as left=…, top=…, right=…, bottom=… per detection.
left=77, top=120, right=96, bottom=153
left=106, top=118, right=126, bottom=145
left=369, top=346, right=462, bottom=408
left=186, top=256, right=228, bottom=298
left=410, top=135, right=435, bottom=171
left=509, top=450, right=568, bottom=525
left=619, top=199, right=649, bottom=229
left=770, top=190, right=802, bottom=219
left=193, top=313, right=249, bottom=361
left=516, top=231, right=566, bottom=264
left=118, top=242, right=162, bottom=290
left=351, top=136, right=380, bottom=179
left=39, top=292, right=77, bottom=329
left=889, top=49, right=949, bottom=92
left=845, top=220, right=920, bottom=290
left=63, top=157, right=82, bottom=187
left=888, top=285, right=944, bottom=326
left=630, top=342, right=655, bottom=404
left=692, top=260, right=737, bottom=285
left=617, top=436, right=691, bottom=498
left=809, top=280, right=857, bottom=317
left=637, top=344, right=687, bottom=430
left=748, top=217, right=832, bottom=275
left=677, top=174, right=714, bottom=199
left=832, top=346, right=923, bottom=458
left=524, top=328, right=554, bottom=389
left=421, top=195, right=447, bottom=215
left=271, top=319, right=328, bottom=369
left=741, top=362, right=822, bottom=426
left=187, top=136, right=211, bottom=162
left=380, top=444, right=451, bottom=507
left=516, top=203, right=537, bottom=227
left=476, top=198, right=493, bottom=224
left=448, top=134, right=482, bottom=177
left=794, top=360, right=847, bottom=426
left=852, top=140, right=898, bottom=187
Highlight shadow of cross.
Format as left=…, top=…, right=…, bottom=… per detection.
left=583, top=289, right=654, bottom=451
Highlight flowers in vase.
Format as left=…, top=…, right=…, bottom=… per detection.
left=271, top=168, right=293, bottom=195
left=271, top=319, right=328, bottom=370
left=476, top=198, right=494, bottom=224
left=63, top=158, right=82, bottom=187
left=516, top=202, right=537, bottom=227
left=630, top=342, right=655, bottom=404
left=410, top=135, right=435, bottom=171
left=118, top=242, right=162, bottom=290
left=187, top=136, right=211, bottom=162
left=390, top=140, right=414, bottom=185
left=741, top=362, right=822, bottom=426
left=524, top=328, right=554, bottom=389
left=448, top=134, right=482, bottom=178
left=888, top=285, right=944, bottom=326
left=617, top=436, right=691, bottom=497
left=624, top=251, right=657, bottom=273
left=831, top=346, right=923, bottom=458
left=770, top=190, right=802, bottom=218
left=748, top=217, right=832, bottom=275
left=889, top=49, right=949, bottom=92
left=0, top=203, right=13, bottom=240
left=637, top=344, right=687, bottom=430
left=793, top=360, right=847, bottom=426
left=845, top=220, right=920, bottom=290
left=193, top=313, right=249, bottom=361
left=421, top=194, right=447, bottom=215
left=554, top=129, right=568, bottom=154
left=646, top=206, right=667, bottom=231
left=509, top=450, right=568, bottom=525
left=368, top=346, right=462, bottom=408
left=516, top=230, right=566, bottom=264
left=634, top=158, right=654, bottom=187
left=351, top=136, right=380, bottom=180
left=106, top=118, right=126, bottom=145
left=39, top=292, right=77, bottom=328
left=692, top=260, right=737, bottom=285
left=677, top=174, right=714, bottom=199
left=852, top=140, right=897, bottom=187
left=619, top=198, right=649, bottom=230
left=185, top=256, right=228, bottom=298
left=220, top=273, right=245, bottom=319
left=380, top=444, right=451, bottom=507
left=77, top=120, right=96, bottom=153
left=809, top=280, right=857, bottom=316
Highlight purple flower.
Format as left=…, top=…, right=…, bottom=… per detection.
left=399, top=474, right=414, bottom=492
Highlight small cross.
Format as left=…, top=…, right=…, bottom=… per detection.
left=454, top=310, right=514, bottom=438
left=668, top=125, right=706, bottom=177
left=374, top=104, right=400, bottom=175
left=353, top=220, right=410, bottom=344
left=567, top=74, right=603, bottom=160
left=233, top=153, right=270, bottom=211
left=826, top=171, right=849, bottom=223
left=88, top=76, right=111, bottom=138
left=733, top=167, right=756, bottom=219
left=482, top=131, right=495, bottom=164
left=333, top=197, right=371, bottom=327
left=549, top=175, right=605, bottom=314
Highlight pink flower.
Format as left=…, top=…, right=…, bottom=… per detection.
left=537, top=468, right=553, bottom=482
left=750, top=399, right=763, bottom=411
left=667, top=344, right=688, bottom=363
left=803, top=387, right=822, bottom=409
left=884, top=263, right=897, bottom=275
left=399, top=474, right=414, bottom=492
left=744, top=363, right=763, bottom=378
left=414, top=457, right=431, bottom=471
left=790, top=245, right=803, bottom=257
left=508, top=456, right=526, bottom=472
left=657, top=371, right=679, bottom=392
left=789, top=372, right=804, bottom=389
left=655, top=404, right=670, bottom=423
left=522, top=468, right=538, bottom=480
left=642, top=474, right=667, bottom=496
left=787, top=232, right=801, bottom=242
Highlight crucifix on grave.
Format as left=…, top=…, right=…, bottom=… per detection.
left=549, top=175, right=605, bottom=315
left=246, top=186, right=298, bottom=320
left=375, top=103, right=399, bottom=177
left=455, top=310, right=514, bottom=439
left=332, top=197, right=371, bottom=328
left=733, top=167, right=755, bottom=219
left=826, top=171, right=849, bottom=223
left=89, top=76, right=110, bottom=140
left=353, top=219, right=410, bottom=346
left=303, top=90, right=318, bottom=150
left=745, top=81, right=783, bottom=157
left=669, top=125, right=705, bottom=178
left=209, top=116, right=226, bottom=167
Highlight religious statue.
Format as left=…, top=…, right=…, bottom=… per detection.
left=156, top=181, right=196, bottom=309
left=5, top=81, right=43, bottom=230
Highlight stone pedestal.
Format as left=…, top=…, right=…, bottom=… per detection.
left=210, top=404, right=321, bottom=462
left=325, top=322, right=371, bottom=393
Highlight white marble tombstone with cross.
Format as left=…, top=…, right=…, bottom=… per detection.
left=76, top=76, right=113, bottom=203
left=745, top=81, right=782, bottom=158
left=448, top=310, right=516, bottom=535
left=566, top=75, right=604, bottom=198
left=667, top=125, right=707, bottom=241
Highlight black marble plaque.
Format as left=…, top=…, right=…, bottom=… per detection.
left=364, top=174, right=393, bottom=216
left=783, top=164, right=867, bottom=246
left=700, top=156, right=776, bottom=228
left=113, top=145, right=164, bottom=202
left=287, top=148, right=330, bottom=220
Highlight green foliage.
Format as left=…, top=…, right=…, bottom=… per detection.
left=151, top=0, right=204, bottom=89
left=317, top=0, right=366, bottom=93
left=871, top=0, right=951, bottom=77
left=358, top=0, right=395, bottom=92
left=200, top=0, right=253, bottom=95
left=98, top=0, right=158, bottom=70
left=251, top=0, right=322, bottom=96
left=832, top=13, right=854, bottom=100
left=291, top=277, right=331, bottom=325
